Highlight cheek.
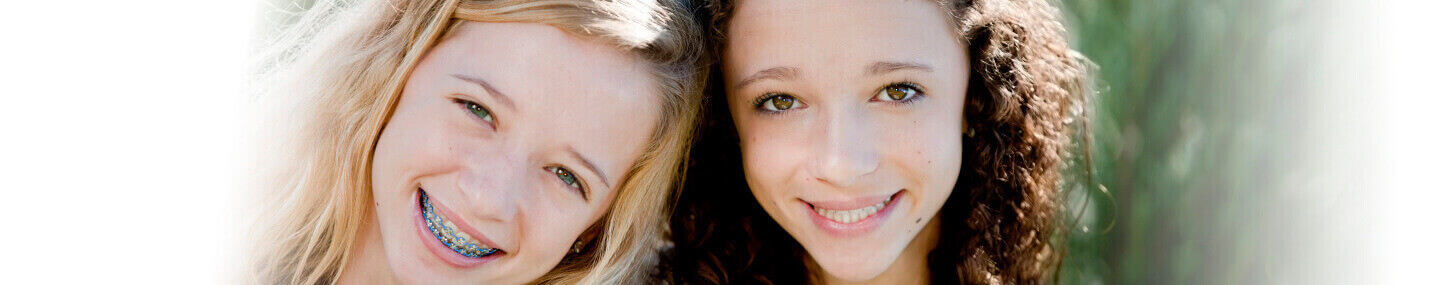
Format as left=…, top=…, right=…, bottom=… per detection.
left=912, top=118, right=963, bottom=172
left=373, top=102, right=453, bottom=191
left=371, top=97, right=472, bottom=224
left=902, top=110, right=964, bottom=207
left=736, top=120, right=807, bottom=199
left=520, top=201, right=596, bottom=259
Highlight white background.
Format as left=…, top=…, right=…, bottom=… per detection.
left=0, top=0, right=1432, bottom=283
left=0, top=0, right=251, bottom=283
left=1367, top=0, right=1438, bottom=283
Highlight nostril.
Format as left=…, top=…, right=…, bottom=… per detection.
left=812, top=154, right=879, bottom=188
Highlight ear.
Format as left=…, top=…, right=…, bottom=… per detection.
left=573, top=218, right=605, bottom=253
left=961, top=112, right=969, bottom=135
left=962, top=97, right=975, bottom=138
left=579, top=222, right=602, bottom=243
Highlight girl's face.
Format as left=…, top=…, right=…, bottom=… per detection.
left=723, top=0, right=968, bottom=281
left=370, top=21, right=658, bottom=283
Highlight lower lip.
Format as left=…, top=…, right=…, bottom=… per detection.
left=413, top=190, right=504, bottom=268
left=804, top=191, right=903, bottom=237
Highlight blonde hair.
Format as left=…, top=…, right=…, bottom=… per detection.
left=247, top=0, right=705, bottom=283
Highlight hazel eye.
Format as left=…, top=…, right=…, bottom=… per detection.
left=876, top=83, right=922, bottom=102
left=545, top=166, right=586, bottom=194
left=758, top=94, right=803, bottom=112
left=460, top=100, right=495, bottom=124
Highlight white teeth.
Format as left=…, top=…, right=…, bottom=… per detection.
left=813, top=198, right=891, bottom=224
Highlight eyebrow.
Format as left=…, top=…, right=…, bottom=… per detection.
left=866, top=61, right=935, bottom=76
left=733, top=62, right=933, bottom=89
left=450, top=74, right=516, bottom=110
left=565, top=145, right=611, bottom=189
left=733, top=66, right=800, bottom=89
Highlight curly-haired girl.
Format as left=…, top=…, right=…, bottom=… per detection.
left=667, top=0, right=1088, bottom=283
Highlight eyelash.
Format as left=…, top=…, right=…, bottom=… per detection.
left=451, top=98, right=497, bottom=127
left=751, top=92, right=803, bottom=116
left=873, top=82, right=927, bottom=105
left=747, top=81, right=927, bottom=115
left=544, top=166, right=588, bottom=200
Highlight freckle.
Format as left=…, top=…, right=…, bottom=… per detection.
left=916, top=218, right=922, bottom=224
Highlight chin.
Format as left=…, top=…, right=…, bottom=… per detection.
left=382, top=241, right=454, bottom=283
left=800, top=237, right=906, bottom=282
left=810, top=254, right=891, bottom=282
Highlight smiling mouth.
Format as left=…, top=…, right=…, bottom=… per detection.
left=809, top=194, right=896, bottom=224
left=421, top=191, right=501, bottom=258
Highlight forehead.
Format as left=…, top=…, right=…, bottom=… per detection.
left=427, top=21, right=660, bottom=180
left=723, top=0, right=960, bottom=78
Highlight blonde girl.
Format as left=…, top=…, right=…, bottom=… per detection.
left=248, top=0, right=705, bottom=283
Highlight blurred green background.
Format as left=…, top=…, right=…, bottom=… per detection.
left=1057, top=0, right=1337, bottom=284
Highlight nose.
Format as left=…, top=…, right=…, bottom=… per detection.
left=809, top=106, right=879, bottom=188
left=457, top=152, right=524, bottom=222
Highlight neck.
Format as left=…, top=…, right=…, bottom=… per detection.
left=810, top=217, right=942, bottom=285
left=337, top=210, right=395, bottom=284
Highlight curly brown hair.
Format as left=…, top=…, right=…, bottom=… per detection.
left=663, top=0, right=1089, bottom=284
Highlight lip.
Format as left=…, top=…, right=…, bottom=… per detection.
left=414, top=189, right=505, bottom=268
left=802, top=190, right=904, bottom=237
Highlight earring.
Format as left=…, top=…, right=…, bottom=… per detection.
left=966, top=127, right=976, bottom=137
left=572, top=240, right=584, bottom=253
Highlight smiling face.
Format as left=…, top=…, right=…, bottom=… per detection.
left=721, top=0, right=969, bottom=281
left=368, top=21, right=658, bottom=283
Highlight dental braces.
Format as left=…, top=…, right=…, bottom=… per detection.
left=422, top=192, right=499, bottom=258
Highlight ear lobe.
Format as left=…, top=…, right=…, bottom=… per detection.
left=961, top=114, right=970, bottom=137
left=574, top=219, right=605, bottom=253
left=580, top=226, right=601, bottom=244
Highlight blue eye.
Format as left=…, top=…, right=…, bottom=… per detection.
left=545, top=166, right=587, bottom=199
left=875, top=83, right=923, bottom=102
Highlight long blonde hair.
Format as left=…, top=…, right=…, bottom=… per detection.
left=247, top=0, right=705, bottom=283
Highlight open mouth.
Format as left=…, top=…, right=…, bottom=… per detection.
left=801, top=191, right=904, bottom=236
left=816, top=194, right=891, bottom=223
left=810, top=195, right=894, bottom=224
left=420, top=190, right=502, bottom=259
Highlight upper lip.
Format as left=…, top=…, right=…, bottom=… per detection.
left=424, top=190, right=504, bottom=252
left=802, top=191, right=900, bottom=210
